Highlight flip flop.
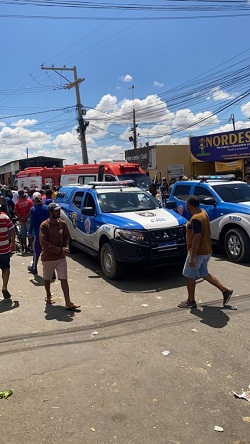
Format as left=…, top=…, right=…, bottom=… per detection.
left=45, top=298, right=56, bottom=304
left=65, top=304, right=81, bottom=312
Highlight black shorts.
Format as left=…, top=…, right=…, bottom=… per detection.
left=0, top=253, right=11, bottom=270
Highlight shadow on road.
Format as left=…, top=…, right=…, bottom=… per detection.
left=212, top=247, right=250, bottom=268
left=29, top=274, right=57, bottom=287
left=69, top=252, right=186, bottom=293
left=0, top=299, right=19, bottom=313
left=44, top=304, right=81, bottom=322
left=190, top=305, right=229, bottom=328
left=29, top=274, right=44, bottom=286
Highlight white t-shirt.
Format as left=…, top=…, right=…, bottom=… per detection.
left=12, top=190, right=18, bottom=204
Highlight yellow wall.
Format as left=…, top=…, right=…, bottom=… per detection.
left=192, top=161, right=215, bottom=177
left=149, top=144, right=191, bottom=180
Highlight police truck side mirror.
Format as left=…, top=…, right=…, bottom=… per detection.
left=165, top=201, right=176, bottom=209
left=81, top=207, right=95, bottom=216
left=199, top=197, right=217, bottom=206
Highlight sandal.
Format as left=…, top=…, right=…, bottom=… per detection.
left=45, top=298, right=56, bottom=304
left=65, top=303, right=81, bottom=312
left=178, top=299, right=197, bottom=308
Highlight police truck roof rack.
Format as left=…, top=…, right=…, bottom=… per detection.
left=89, top=180, right=135, bottom=189
left=197, top=174, right=235, bottom=183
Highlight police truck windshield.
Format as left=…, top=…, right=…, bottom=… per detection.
left=212, top=182, right=250, bottom=203
left=98, top=190, right=160, bottom=213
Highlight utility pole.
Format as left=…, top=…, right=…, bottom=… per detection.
left=129, top=85, right=138, bottom=150
left=26, top=147, right=29, bottom=159
left=41, top=65, right=89, bottom=163
left=132, top=108, right=137, bottom=150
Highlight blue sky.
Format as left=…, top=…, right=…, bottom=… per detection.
left=1, top=0, right=250, bottom=165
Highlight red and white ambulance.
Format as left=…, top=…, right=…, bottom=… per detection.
left=14, top=161, right=152, bottom=191
left=14, top=166, right=62, bottom=189
left=60, top=162, right=152, bottom=190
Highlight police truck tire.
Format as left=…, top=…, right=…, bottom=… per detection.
left=100, top=243, right=124, bottom=280
left=224, top=228, right=250, bottom=263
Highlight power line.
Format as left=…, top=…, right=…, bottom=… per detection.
left=0, top=105, right=75, bottom=120
left=1, top=13, right=250, bottom=20
left=2, top=0, right=250, bottom=12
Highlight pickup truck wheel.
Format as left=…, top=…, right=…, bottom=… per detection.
left=224, top=228, right=250, bottom=263
left=100, top=243, right=124, bottom=280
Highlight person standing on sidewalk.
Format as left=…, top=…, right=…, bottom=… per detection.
left=14, top=189, right=33, bottom=252
left=5, top=189, right=15, bottom=219
left=39, top=202, right=80, bottom=311
left=0, top=205, right=16, bottom=299
left=27, top=192, right=49, bottom=275
left=43, top=188, right=53, bottom=206
left=178, top=195, right=233, bottom=308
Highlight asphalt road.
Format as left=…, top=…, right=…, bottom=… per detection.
left=0, top=250, right=249, bottom=444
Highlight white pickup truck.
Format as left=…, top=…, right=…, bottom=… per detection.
left=55, top=182, right=187, bottom=279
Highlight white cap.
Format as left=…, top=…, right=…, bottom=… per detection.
left=33, top=192, right=42, bottom=201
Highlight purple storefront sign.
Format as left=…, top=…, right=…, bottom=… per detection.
left=190, top=129, right=250, bottom=162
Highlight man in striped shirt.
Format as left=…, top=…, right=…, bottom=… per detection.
left=0, top=209, right=16, bottom=299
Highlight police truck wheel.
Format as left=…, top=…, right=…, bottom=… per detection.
left=100, top=243, right=124, bottom=280
left=224, top=228, right=250, bottom=263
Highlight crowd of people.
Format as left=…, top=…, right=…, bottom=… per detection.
left=0, top=185, right=80, bottom=312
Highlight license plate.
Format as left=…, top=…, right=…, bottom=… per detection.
left=158, top=241, right=176, bottom=247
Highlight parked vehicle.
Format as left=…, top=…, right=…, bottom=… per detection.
left=55, top=181, right=187, bottom=279
left=14, top=161, right=152, bottom=192
left=60, top=161, right=152, bottom=190
left=14, top=167, right=62, bottom=189
left=167, top=174, right=250, bottom=263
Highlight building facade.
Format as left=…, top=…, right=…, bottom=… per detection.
left=190, top=128, right=250, bottom=178
left=125, top=144, right=192, bottom=182
left=0, top=156, right=64, bottom=186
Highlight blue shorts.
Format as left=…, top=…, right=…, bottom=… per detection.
left=182, top=254, right=211, bottom=279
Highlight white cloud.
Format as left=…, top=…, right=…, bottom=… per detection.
left=119, top=74, right=133, bottom=82
left=89, top=144, right=125, bottom=163
left=1, top=93, right=250, bottom=166
left=241, top=101, right=250, bottom=117
left=173, top=109, right=219, bottom=131
left=208, top=86, right=235, bottom=101
left=11, top=119, right=37, bottom=127
left=0, top=125, right=52, bottom=163
left=153, top=81, right=164, bottom=87
left=207, top=120, right=250, bottom=135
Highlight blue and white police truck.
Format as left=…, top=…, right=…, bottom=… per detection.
left=55, top=181, right=187, bottom=279
left=167, top=175, right=250, bottom=263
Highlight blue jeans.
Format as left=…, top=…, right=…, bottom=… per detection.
left=31, top=235, right=42, bottom=270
